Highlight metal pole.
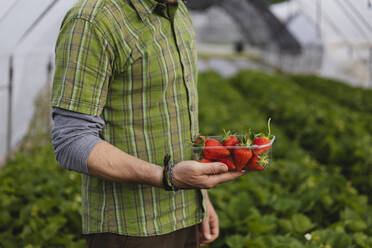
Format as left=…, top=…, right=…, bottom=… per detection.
left=316, top=0, right=322, bottom=39
left=369, top=47, right=372, bottom=88
left=46, top=56, right=53, bottom=130
left=6, top=55, right=13, bottom=155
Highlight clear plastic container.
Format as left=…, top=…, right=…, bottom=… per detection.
left=192, top=136, right=275, bottom=171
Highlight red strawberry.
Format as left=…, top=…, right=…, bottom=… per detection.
left=253, top=118, right=272, bottom=155
left=253, top=137, right=271, bottom=155
left=218, top=157, right=236, bottom=171
left=223, top=135, right=239, bottom=147
left=203, top=139, right=230, bottom=160
left=246, top=153, right=269, bottom=171
left=195, top=136, right=206, bottom=144
left=233, top=148, right=253, bottom=171
left=200, top=158, right=212, bottom=163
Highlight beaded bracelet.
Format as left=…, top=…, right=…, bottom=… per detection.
left=162, top=154, right=177, bottom=191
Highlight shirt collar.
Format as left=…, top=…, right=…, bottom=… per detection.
left=129, top=0, right=185, bottom=21
left=130, top=0, right=162, bottom=21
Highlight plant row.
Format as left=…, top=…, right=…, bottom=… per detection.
left=290, top=74, right=372, bottom=114
left=229, top=70, right=372, bottom=195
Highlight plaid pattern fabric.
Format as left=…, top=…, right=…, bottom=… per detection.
left=51, top=0, right=205, bottom=236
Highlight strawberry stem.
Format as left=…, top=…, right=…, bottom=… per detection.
left=267, top=118, right=271, bottom=137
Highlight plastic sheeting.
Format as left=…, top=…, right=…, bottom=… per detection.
left=271, top=0, right=372, bottom=87
left=0, top=0, right=77, bottom=162
left=188, top=0, right=301, bottom=54
left=192, top=7, right=244, bottom=44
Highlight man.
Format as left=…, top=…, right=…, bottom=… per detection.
left=51, top=0, right=245, bottom=247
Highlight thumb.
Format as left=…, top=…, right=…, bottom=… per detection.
left=199, top=162, right=228, bottom=175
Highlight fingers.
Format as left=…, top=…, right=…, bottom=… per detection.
left=173, top=161, right=245, bottom=190
left=209, top=212, right=219, bottom=241
left=198, top=162, right=228, bottom=175
left=200, top=216, right=211, bottom=245
left=200, top=202, right=219, bottom=246
left=207, top=202, right=219, bottom=244
left=207, top=171, right=246, bottom=187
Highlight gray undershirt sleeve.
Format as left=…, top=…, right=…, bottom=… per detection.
left=51, top=107, right=105, bottom=175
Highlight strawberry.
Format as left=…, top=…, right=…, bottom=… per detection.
left=233, top=148, right=252, bottom=171
left=223, top=136, right=239, bottom=147
left=253, top=118, right=273, bottom=155
left=246, top=153, right=269, bottom=171
left=203, top=139, right=230, bottom=160
left=195, top=136, right=206, bottom=144
left=231, top=133, right=253, bottom=171
left=200, top=158, right=212, bottom=163
left=223, top=130, right=240, bottom=147
left=218, top=157, right=236, bottom=171
left=253, top=137, right=271, bottom=155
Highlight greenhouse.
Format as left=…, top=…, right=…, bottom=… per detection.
left=1, top=0, right=372, bottom=247
left=2, top=0, right=371, bottom=163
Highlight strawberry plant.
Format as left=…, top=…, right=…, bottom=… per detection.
left=0, top=145, right=85, bottom=248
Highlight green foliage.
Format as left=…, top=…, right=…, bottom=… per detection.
left=290, top=74, right=372, bottom=114
left=229, top=70, right=372, bottom=195
left=198, top=71, right=372, bottom=247
left=0, top=145, right=85, bottom=248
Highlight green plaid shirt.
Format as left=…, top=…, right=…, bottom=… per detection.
left=51, top=0, right=205, bottom=236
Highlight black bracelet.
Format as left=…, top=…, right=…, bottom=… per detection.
left=162, top=154, right=177, bottom=191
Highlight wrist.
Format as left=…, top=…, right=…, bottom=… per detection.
left=138, top=162, right=163, bottom=187
left=152, top=165, right=164, bottom=188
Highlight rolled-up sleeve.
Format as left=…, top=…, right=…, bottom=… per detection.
left=50, top=16, right=114, bottom=174
left=51, top=107, right=105, bottom=174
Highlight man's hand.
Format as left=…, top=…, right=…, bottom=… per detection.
left=199, top=194, right=219, bottom=246
left=172, top=161, right=246, bottom=189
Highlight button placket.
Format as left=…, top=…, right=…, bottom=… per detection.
left=171, top=16, right=197, bottom=139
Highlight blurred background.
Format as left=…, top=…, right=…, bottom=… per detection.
left=1, top=0, right=372, bottom=247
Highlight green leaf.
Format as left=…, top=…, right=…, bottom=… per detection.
left=277, top=218, right=293, bottom=233
left=246, top=215, right=277, bottom=235
left=291, top=214, right=315, bottom=233
left=353, top=232, right=368, bottom=247
left=226, top=234, right=245, bottom=248
left=272, top=197, right=301, bottom=214
left=346, top=219, right=367, bottom=232
left=243, top=239, right=266, bottom=248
